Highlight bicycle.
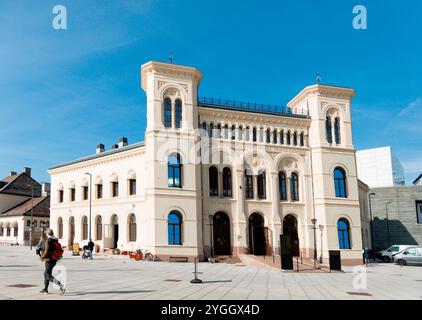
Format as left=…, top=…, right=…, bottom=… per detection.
left=142, top=249, right=160, bottom=262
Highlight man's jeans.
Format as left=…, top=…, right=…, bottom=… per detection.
left=89, top=249, right=93, bottom=260
left=44, top=260, right=63, bottom=290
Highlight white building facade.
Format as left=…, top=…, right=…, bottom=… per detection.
left=48, top=61, right=364, bottom=265
left=356, top=146, right=405, bottom=188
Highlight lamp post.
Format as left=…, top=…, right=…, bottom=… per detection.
left=318, top=224, right=324, bottom=264
left=311, top=218, right=317, bottom=268
left=85, top=173, right=92, bottom=241
left=26, top=185, right=34, bottom=250
left=385, top=202, right=392, bottom=248
left=368, top=193, right=376, bottom=249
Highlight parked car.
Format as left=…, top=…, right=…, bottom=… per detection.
left=394, top=247, right=422, bottom=266
left=378, top=245, right=418, bottom=263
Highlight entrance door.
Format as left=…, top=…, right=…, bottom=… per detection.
left=283, top=215, right=299, bottom=257
left=248, top=213, right=266, bottom=255
left=113, top=225, right=119, bottom=249
left=111, top=215, right=119, bottom=249
left=213, top=212, right=231, bottom=255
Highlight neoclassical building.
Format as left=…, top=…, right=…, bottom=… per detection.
left=49, top=61, right=364, bottom=265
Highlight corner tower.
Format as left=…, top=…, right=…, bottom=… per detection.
left=140, top=61, right=204, bottom=260
left=288, top=84, right=363, bottom=265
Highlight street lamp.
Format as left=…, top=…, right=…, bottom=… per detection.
left=385, top=201, right=392, bottom=248
left=311, top=218, right=317, bottom=268
left=84, top=173, right=93, bottom=241
left=26, top=184, right=34, bottom=250
left=318, top=224, right=324, bottom=264
left=368, top=192, right=376, bottom=249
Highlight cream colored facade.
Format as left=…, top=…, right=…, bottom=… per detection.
left=48, top=61, right=364, bottom=265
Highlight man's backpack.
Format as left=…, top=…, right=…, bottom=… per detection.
left=50, top=239, right=64, bottom=261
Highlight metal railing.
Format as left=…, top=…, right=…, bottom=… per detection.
left=198, top=96, right=309, bottom=117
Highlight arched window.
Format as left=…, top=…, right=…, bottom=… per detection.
left=0, top=224, right=3, bottom=236
left=231, top=125, right=236, bottom=140
left=175, top=99, right=182, bottom=129
left=217, top=124, right=222, bottom=138
left=209, top=123, right=214, bottom=138
left=164, top=97, right=172, bottom=128
left=286, top=131, right=291, bottom=145
left=290, top=172, right=299, bottom=201
left=223, top=167, right=232, bottom=197
left=238, top=126, right=243, bottom=141
left=326, top=116, right=332, bottom=143
left=280, top=130, right=284, bottom=145
left=57, top=217, right=63, bottom=239
left=334, top=167, right=347, bottom=198
left=129, top=214, right=136, bottom=242
left=252, top=128, right=257, bottom=142
left=245, top=127, right=250, bottom=141
left=96, top=216, right=102, bottom=241
left=337, top=218, right=351, bottom=249
left=334, top=117, right=341, bottom=144
left=224, top=124, right=229, bottom=139
left=26, top=220, right=31, bottom=227
left=168, top=154, right=182, bottom=188
left=279, top=171, right=287, bottom=201
left=209, top=166, right=219, bottom=197
left=245, top=169, right=254, bottom=199
left=300, top=132, right=304, bottom=146
left=273, top=130, right=277, bottom=144
left=257, top=171, right=266, bottom=199
left=14, top=223, right=18, bottom=237
left=201, top=122, right=207, bottom=137
left=168, top=211, right=182, bottom=245
left=293, top=132, right=298, bottom=146
left=266, top=129, right=271, bottom=143
left=81, top=216, right=88, bottom=240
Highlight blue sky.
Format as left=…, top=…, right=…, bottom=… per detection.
left=0, top=0, right=421, bottom=184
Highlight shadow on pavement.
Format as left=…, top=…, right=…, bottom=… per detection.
left=200, top=280, right=232, bottom=284
left=68, top=290, right=156, bottom=296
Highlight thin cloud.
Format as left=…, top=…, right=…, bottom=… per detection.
left=398, top=97, right=422, bottom=117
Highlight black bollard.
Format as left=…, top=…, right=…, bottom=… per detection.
left=190, top=257, right=203, bottom=284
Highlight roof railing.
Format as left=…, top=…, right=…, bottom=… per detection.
left=197, top=96, right=309, bottom=117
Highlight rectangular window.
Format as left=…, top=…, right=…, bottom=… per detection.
left=245, top=171, right=254, bottom=199
left=70, top=188, right=75, bottom=202
left=58, top=190, right=64, bottom=203
left=82, top=186, right=88, bottom=200
left=129, top=179, right=136, bottom=196
left=416, top=201, right=422, bottom=224
left=96, top=184, right=103, bottom=199
left=112, top=182, right=119, bottom=197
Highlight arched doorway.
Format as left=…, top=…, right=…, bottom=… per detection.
left=68, top=217, right=75, bottom=248
left=213, top=212, right=231, bottom=256
left=283, top=215, right=299, bottom=256
left=111, top=215, right=119, bottom=249
left=248, top=213, right=266, bottom=255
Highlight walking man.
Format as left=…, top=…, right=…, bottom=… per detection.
left=87, top=238, right=95, bottom=260
left=40, top=229, right=66, bottom=295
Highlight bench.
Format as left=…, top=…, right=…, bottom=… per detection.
left=168, top=256, right=189, bottom=263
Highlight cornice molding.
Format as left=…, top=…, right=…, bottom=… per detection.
left=198, top=107, right=310, bottom=128
left=288, top=84, right=355, bottom=110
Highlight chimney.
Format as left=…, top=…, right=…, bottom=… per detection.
left=24, top=167, right=31, bottom=177
left=118, top=137, right=128, bottom=148
left=96, top=143, right=105, bottom=154
left=42, top=183, right=51, bottom=196
left=10, top=171, right=17, bottom=176
left=111, top=144, right=118, bottom=149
